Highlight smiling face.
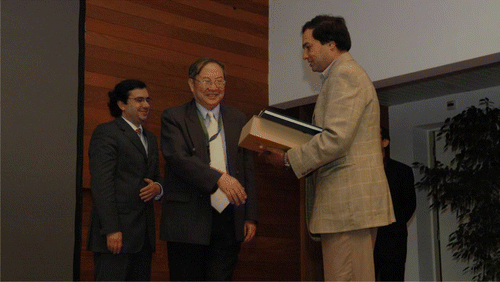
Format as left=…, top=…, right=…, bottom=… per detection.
left=302, top=28, right=335, bottom=73
left=118, top=88, right=150, bottom=127
left=188, top=62, right=225, bottom=110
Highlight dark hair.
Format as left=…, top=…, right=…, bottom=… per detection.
left=302, top=15, right=351, bottom=51
left=381, top=126, right=390, bottom=141
left=188, top=57, right=226, bottom=79
left=107, top=79, right=146, bottom=118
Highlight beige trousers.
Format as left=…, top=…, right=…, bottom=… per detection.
left=321, top=228, right=378, bottom=281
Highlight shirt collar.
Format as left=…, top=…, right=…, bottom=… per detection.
left=195, top=102, right=221, bottom=120
left=320, top=59, right=337, bottom=84
left=121, top=116, right=143, bottom=132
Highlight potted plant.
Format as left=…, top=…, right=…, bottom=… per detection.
left=416, top=98, right=500, bottom=281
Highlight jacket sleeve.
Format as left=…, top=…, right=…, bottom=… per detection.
left=161, top=108, right=222, bottom=194
left=89, top=125, right=121, bottom=235
left=241, top=119, right=257, bottom=222
left=150, top=134, right=163, bottom=199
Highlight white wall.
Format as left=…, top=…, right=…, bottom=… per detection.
left=389, top=86, right=500, bottom=280
left=269, top=0, right=500, bottom=105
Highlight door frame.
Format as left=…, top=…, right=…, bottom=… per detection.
left=413, top=123, right=443, bottom=281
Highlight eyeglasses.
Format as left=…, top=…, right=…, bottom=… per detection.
left=194, top=78, right=226, bottom=88
left=129, top=97, right=151, bottom=103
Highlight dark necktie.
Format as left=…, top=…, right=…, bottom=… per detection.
left=135, top=127, right=148, bottom=155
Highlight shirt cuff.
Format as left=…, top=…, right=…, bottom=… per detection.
left=154, top=182, right=163, bottom=200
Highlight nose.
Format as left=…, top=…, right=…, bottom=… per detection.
left=207, top=81, right=218, bottom=89
left=302, top=50, right=308, bottom=61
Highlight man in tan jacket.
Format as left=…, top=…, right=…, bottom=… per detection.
left=261, top=15, right=395, bottom=281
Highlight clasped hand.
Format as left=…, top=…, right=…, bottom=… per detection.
left=217, top=173, right=247, bottom=206
left=258, top=145, right=286, bottom=168
left=139, top=178, right=161, bottom=202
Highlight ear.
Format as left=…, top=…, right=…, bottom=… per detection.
left=328, top=41, right=337, bottom=51
left=382, top=139, right=390, bottom=149
left=188, top=78, right=195, bottom=93
left=117, top=100, right=126, bottom=111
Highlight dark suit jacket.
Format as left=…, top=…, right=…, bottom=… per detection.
left=86, top=117, right=161, bottom=253
left=380, top=158, right=416, bottom=236
left=160, top=100, right=257, bottom=245
left=374, top=158, right=417, bottom=268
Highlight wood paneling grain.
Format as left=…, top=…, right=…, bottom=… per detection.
left=86, top=4, right=268, bottom=61
left=85, top=17, right=268, bottom=73
left=87, top=0, right=268, bottom=48
left=85, top=31, right=268, bottom=82
left=138, top=0, right=268, bottom=36
left=169, top=0, right=268, bottom=27
left=211, top=0, right=269, bottom=17
left=86, top=44, right=187, bottom=79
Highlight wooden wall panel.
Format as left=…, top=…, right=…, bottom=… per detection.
left=81, top=1, right=303, bottom=281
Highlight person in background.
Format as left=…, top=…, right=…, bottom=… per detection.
left=86, top=79, right=163, bottom=281
left=160, top=57, right=257, bottom=281
left=374, top=127, right=417, bottom=281
left=259, top=15, right=395, bottom=281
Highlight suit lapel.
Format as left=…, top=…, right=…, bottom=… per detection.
left=185, top=101, right=210, bottom=163
left=221, top=106, right=238, bottom=174
left=144, top=129, right=155, bottom=164
left=115, top=118, right=148, bottom=159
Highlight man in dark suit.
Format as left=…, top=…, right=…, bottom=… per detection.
left=374, top=127, right=417, bottom=281
left=87, top=79, right=163, bottom=281
left=160, top=57, right=257, bottom=281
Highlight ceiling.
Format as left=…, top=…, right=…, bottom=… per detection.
left=375, top=54, right=500, bottom=106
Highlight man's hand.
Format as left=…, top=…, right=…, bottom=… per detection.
left=217, top=173, right=247, bottom=206
left=140, top=178, right=161, bottom=202
left=244, top=221, right=257, bottom=242
left=258, top=145, right=286, bottom=168
left=106, top=231, right=122, bottom=254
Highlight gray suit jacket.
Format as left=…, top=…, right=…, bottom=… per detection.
left=86, top=117, right=161, bottom=253
left=288, top=52, right=395, bottom=234
left=160, top=100, right=257, bottom=245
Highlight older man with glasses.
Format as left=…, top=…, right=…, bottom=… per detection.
left=160, top=57, right=257, bottom=281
